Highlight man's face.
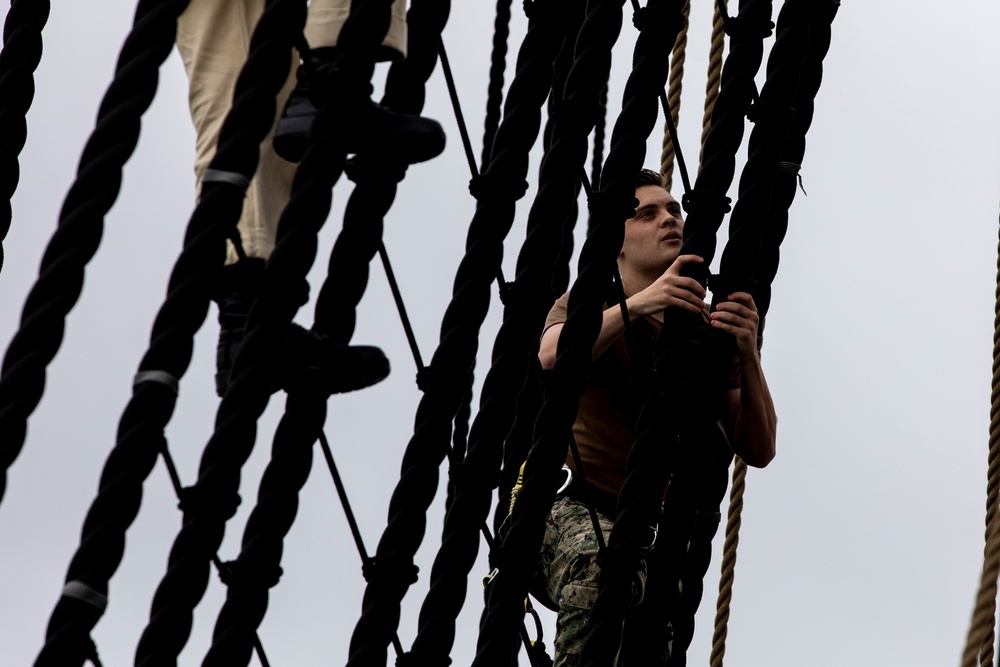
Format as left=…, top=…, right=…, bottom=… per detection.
left=619, top=184, right=684, bottom=275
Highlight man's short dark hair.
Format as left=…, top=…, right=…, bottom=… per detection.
left=635, top=168, right=666, bottom=189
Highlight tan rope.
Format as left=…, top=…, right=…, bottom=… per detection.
left=659, top=0, right=690, bottom=191
left=699, top=0, right=726, bottom=166
left=710, top=457, right=745, bottom=667
left=960, top=208, right=1000, bottom=667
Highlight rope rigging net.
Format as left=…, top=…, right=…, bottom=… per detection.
left=0, top=0, right=840, bottom=665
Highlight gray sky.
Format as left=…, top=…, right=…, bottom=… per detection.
left=1, top=0, right=998, bottom=665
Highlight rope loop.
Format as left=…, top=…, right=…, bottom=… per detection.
left=723, top=15, right=774, bottom=39
left=362, top=555, right=419, bottom=587
left=746, top=101, right=796, bottom=128
left=681, top=189, right=731, bottom=217
left=345, top=155, right=408, bottom=184
left=469, top=173, right=529, bottom=202
left=177, top=485, right=242, bottom=521
left=587, top=191, right=637, bottom=225
left=217, top=559, right=284, bottom=589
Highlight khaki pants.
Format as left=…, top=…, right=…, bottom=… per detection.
left=176, top=0, right=408, bottom=264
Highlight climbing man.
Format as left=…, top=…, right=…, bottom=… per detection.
left=175, top=0, right=445, bottom=396
left=535, top=168, right=777, bottom=666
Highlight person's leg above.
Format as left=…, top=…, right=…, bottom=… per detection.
left=177, top=0, right=390, bottom=397
left=272, top=0, right=445, bottom=164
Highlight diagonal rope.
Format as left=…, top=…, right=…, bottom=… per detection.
left=962, top=205, right=1000, bottom=667
left=660, top=0, right=689, bottom=191
left=0, top=0, right=50, bottom=274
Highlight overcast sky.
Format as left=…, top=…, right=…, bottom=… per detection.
left=2, top=1, right=999, bottom=665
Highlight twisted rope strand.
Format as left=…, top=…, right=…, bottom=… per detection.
left=31, top=1, right=306, bottom=662
left=472, top=0, right=632, bottom=662
left=699, top=0, right=726, bottom=166
left=710, top=458, right=745, bottom=667
left=962, top=205, right=1000, bottom=667
left=131, top=0, right=400, bottom=656
left=345, top=3, right=564, bottom=663
left=0, top=0, right=190, bottom=507
left=0, top=0, right=50, bottom=274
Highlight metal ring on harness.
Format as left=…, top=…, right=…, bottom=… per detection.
left=555, top=466, right=573, bottom=496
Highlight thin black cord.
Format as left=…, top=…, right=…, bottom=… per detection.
left=378, top=241, right=426, bottom=372
left=438, top=38, right=480, bottom=179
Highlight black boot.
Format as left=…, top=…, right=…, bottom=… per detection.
left=213, top=259, right=390, bottom=397
left=272, top=47, right=446, bottom=164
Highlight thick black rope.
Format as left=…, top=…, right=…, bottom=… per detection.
left=591, top=0, right=776, bottom=664
left=472, top=0, right=636, bottom=662
left=546, top=0, right=588, bottom=302
left=481, top=0, right=514, bottom=166
left=199, top=0, right=451, bottom=663
left=0, top=0, right=191, bottom=507
left=414, top=0, right=609, bottom=655
left=200, top=390, right=325, bottom=667
left=546, top=1, right=689, bottom=664
left=0, top=0, right=50, bottom=274
left=344, top=1, right=565, bottom=663
left=650, top=5, right=818, bottom=661
left=490, top=0, right=583, bottom=540
left=753, top=0, right=839, bottom=323
left=131, top=0, right=396, bottom=658
left=633, top=428, right=731, bottom=667
left=717, top=0, right=814, bottom=289
left=29, top=1, right=304, bottom=663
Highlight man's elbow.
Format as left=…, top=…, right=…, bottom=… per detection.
left=742, top=440, right=775, bottom=468
left=538, top=346, right=557, bottom=370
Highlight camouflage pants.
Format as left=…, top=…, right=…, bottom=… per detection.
left=537, top=496, right=645, bottom=667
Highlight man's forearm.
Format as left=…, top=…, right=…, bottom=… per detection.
left=731, top=355, right=777, bottom=467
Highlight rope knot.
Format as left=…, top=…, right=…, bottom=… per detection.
left=362, top=555, right=419, bottom=589
left=587, top=191, right=637, bottom=224
left=178, top=485, right=241, bottom=521
left=681, top=189, right=731, bottom=217
left=469, top=173, right=529, bottom=202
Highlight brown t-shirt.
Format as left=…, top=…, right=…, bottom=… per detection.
left=543, top=292, right=740, bottom=497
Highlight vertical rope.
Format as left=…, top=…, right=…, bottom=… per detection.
left=699, top=0, right=726, bottom=166
left=961, top=206, right=1000, bottom=667
left=659, top=0, right=689, bottom=191
left=710, top=458, right=745, bottom=667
